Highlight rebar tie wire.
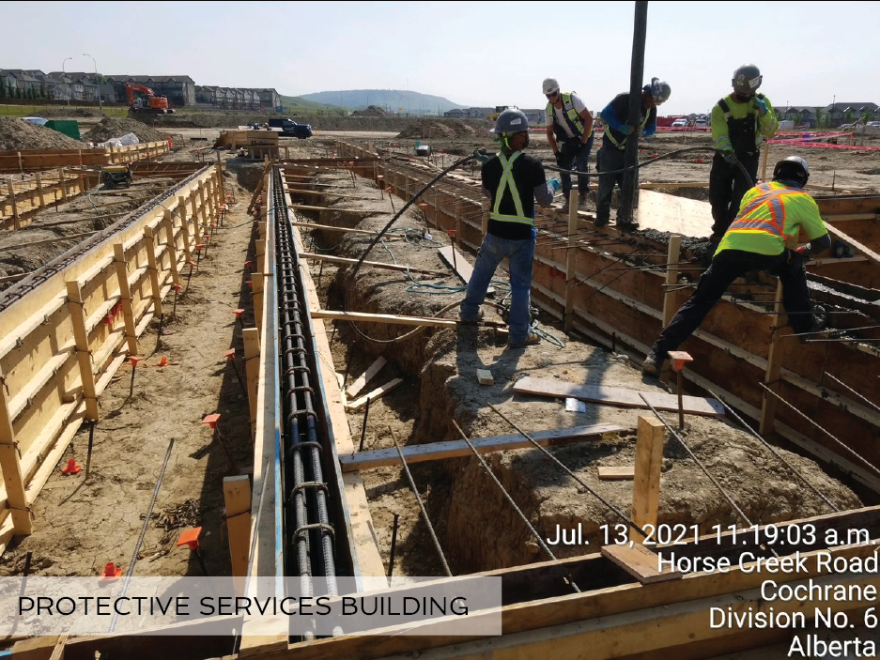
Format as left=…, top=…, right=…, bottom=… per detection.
left=759, top=383, right=880, bottom=481
left=451, top=419, right=581, bottom=593
left=488, top=404, right=647, bottom=541
left=823, top=372, right=880, bottom=416
left=702, top=386, right=839, bottom=513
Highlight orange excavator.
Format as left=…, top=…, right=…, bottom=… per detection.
left=125, top=83, right=174, bottom=114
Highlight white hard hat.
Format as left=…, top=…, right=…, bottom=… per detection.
left=542, top=78, right=560, bottom=96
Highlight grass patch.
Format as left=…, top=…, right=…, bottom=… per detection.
left=0, top=104, right=128, bottom=117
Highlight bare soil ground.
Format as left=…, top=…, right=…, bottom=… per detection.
left=0, top=159, right=256, bottom=578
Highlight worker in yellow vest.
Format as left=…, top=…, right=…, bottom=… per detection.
left=543, top=78, right=594, bottom=211
left=643, top=156, right=831, bottom=375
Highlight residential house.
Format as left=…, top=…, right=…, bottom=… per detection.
left=195, top=85, right=281, bottom=110
left=105, top=75, right=196, bottom=107
left=779, top=106, right=817, bottom=128
left=0, top=69, right=43, bottom=98
left=825, top=102, right=879, bottom=127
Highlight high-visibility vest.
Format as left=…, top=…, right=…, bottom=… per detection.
left=718, top=181, right=820, bottom=256
left=605, top=110, right=650, bottom=150
left=490, top=151, right=533, bottom=225
left=546, top=92, right=590, bottom=139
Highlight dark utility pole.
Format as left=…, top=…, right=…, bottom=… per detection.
left=620, top=1, right=649, bottom=225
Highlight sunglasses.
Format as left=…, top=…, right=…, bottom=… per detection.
left=546, top=91, right=558, bottom=99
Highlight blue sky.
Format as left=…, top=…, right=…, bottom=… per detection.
left=2, top=0, right=877, bottom=115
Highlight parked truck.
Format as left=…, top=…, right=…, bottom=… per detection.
left=267, top=117, right=313, bottom=139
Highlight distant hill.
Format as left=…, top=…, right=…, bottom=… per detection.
left=278, top=95, right=347, bottom=115
left=298, top=90, right=464, bottom=114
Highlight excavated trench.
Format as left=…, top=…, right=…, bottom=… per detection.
left=299, top=168, right=864, bottom=575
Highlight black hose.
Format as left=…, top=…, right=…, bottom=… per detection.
left=547, top=145, right=755, bottom=188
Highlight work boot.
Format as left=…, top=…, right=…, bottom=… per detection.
left=508, top=331, right=541, bottom=349
left=559, top=199, right=570, bottom=214
left=642, top=350, right=665, bottom=375
left=617, top=219, right=639, bottom=232
left=459, top=307, right=484, bottom=324
left=578, top=192, right=589, bottom=209
left=594, top=216, right=609, bottom=228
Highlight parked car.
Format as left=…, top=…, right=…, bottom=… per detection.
left=694, top=119, right=709, bottom=128
left=867, top=121, right=880, bottom=128
left=671, top=118, right=688, bottom=128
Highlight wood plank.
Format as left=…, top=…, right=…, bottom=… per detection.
left=0, top=366, right=32, bottom=535
left=341, top=424, right=627, bottom=472
left=601, top=543, right=682, bottom=584
left=759, top=281, right=785, bottom=435
left=438, top=245, right=494, bottom=294
left=301, top=252, right=447, bottom=277
left=312, top=309, right=466, bottom=329
left=597, top=466, right=634, bottom=480
left=636, top=189, right=712, bottom=237
left=346, top=356, right=386, bottom=399
left=630, top=416, right=665, bottom=543
left=512, top=376, right=725, bottom=417
left=826, top=220, right=880, bottom=265
left=243, top=328, right=260, bottom=427
left=289, top=203, right=372, bottom=214
left=344, top=378, right=403, bottom=412
left=143, top=227, right=164, bottom=317
left=223, top=475, right=252, bottom=597
left=65, top=281, right=99, bottom=421
left=113, top=243, right=139, bottom=355
left=564, top=191, right=578, bottom=332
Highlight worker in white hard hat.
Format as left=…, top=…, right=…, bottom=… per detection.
left=709, top=64, right=779, bottom=243
left=595, top=77, right=671, bottom=230
left=542, top=77, right=594, bottom=212
left=643, top=156, right=830, bottom=375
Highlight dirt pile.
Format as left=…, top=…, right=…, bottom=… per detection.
left=0, top=117, right=84, bottom=151
left=85, top=117, right=169, bottom=143
left=397, top=119, right=480, bottom=139
left=352, top=105, right=387, bottom=117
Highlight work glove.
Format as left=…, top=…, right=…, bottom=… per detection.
left=754, top=97, right=769, bottom=117
left=618, top=124, right=634, bottom=136
left=473, top=148, right=491, bottom=164
left=722, top=149, right=738, bottom=165
left=547, top=178, right=561, bottom=193
left=795, top=245, right=811, bottom=260
left=577, top=140, right=591, bottom=154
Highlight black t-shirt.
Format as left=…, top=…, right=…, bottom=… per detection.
left=481, top=152, right=546, bottom=240
left=602, top=92, right=657, bottom=148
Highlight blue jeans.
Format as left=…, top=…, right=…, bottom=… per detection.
left=558, top=136, right=594, bottom=197
left=460, top=231, right=536, bottom=343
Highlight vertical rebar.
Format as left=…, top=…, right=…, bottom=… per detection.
left=387, top=513, right=400, bottom=581
left=358, top=398, right=371, bottom=452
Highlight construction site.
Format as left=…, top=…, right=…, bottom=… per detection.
left=2, top=37, right=880, bottom=660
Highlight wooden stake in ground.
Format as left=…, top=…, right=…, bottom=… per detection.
left=224, top=475, right=252, bottom=597
left=629, top=415, right=665, bottom=543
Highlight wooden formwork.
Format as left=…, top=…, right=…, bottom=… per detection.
left=0, top=161, right=224, bottom=552
left=334, top=140, right=880, bottom=491
left=0, top=140, right=170, bottom=173
left=0, top=167, right=101, bottom=230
